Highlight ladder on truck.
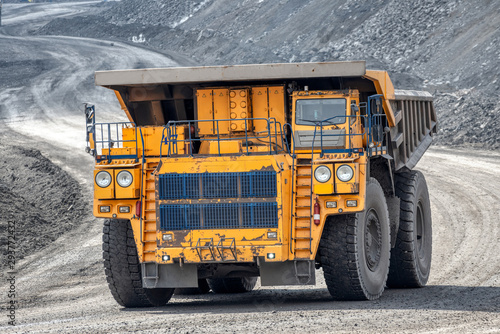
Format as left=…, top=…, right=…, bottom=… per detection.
left=291, top=162, right=313, bottom=259
left=289, top=160, right=315, bottom=284
left=141, top=161, right=158, bottom=262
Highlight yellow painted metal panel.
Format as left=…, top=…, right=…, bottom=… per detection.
left=363, top=70, right=396, bottom=127
left=122, top=126, right=169, bottom=156
left=196, top=89, right=214, bottom=135
left=125, top=125, right=186, bottom=156
left=93, top=198, right=137, bottom=220
left=268, top=86, right=286, bottom=133
left=229, top=88, right=251, bottom=132
left=251, top=87, right=269, bottom=134
left=143, top=126, right=168, bottom=156
left=114, top=168, right=141, bottom=199
left=313, top=183, right=334, bottom=194
left=212, top=88, right=229, bottom=134
left=114, top=90, right=134, bottom=123
left=190, top=229, right=281, bottom=247
left=106, top=147, right=136, bottom=156
left=152, top=154, right=292, bottom=264
left=198, top=141, right=209, bottom=154
left=208, top=140, right=241, bottom=154
left=156, top=245, right=288, bottom=264
left=94, top=169, right=114, bottom=199
left=312, top=164, right=334, bottom=194
left=144, top=127, right=162, bottom=156
left=334, top=162, right=359, bottom=194
left=122, top=127, right=136, bottom=148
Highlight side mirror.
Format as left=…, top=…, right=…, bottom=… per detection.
left=351, top=103, right=359, bottom=114
left=350, top=103, right=359, bottom=125
left=84, top=104, right=96, bottom=155
left=85, top=104, right=94, bottom=123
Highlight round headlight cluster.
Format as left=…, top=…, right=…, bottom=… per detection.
left=314, top=165, right=331, bottom=183
left=116, top=170, right=133, bottom=187
left=95, top=171, right=112, bottom=188
left=337, top=165, right=354, bottom=182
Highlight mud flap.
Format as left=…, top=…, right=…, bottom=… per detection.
left=142, top=263, right=198, bottom=289
left=386, top=195, right=401, bottom=248
left=259, top=260, right=315, bottom=286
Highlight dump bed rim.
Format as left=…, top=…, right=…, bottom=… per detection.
left=393, top=89, right=433, bottom=101
left=95, top=61, right=366, bottom=87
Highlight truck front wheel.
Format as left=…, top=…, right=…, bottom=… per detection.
left=103, top=219, right=174, bottom=307
left=319, top=178, right=391, bottom=300
left=387, top=170, right=432, bottom=288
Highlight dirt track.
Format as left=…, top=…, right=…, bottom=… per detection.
left=0, top=2, right=499, bottom=333
left=0, top=146, right=499, bottom=333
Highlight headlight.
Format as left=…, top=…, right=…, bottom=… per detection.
left=337, top=165, right=354, bottom=182
left=116, top=170, right=133, bottom=187
left=95, top=171, right=112, bottom=188
left=314, top=165, right=331, bottom=183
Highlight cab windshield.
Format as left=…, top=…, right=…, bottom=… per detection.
left=295, top=98, right=346, bottom=125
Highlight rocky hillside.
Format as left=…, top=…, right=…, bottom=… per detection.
left=37, top=0, right=500, bottom=148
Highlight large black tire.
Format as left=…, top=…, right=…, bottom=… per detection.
left=319, top=178, right=391, bottom=300
left=387, top=170, right=432, bottom=288
left=103, top=219, right=174, bottom=307
left=207, top=277, right=257, bottom=294
left=174, top=279, right=211, bottom=295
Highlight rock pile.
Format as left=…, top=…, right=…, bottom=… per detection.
left=37, top=0, right=500, bottom=148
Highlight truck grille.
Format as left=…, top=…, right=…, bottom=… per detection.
left=158, top=171, right=279, bottom=230
left=158, top=171, right=277, bottom=199
left=160, top=202, right=278, bottom=230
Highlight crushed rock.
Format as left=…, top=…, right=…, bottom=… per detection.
left=35, top=0, right=500, bottom=149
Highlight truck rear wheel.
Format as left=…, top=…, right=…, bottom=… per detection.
left=387, top=170, right=432, bottom=288
left=319, top=178, right=391, bottom=300
left=207, top=277, right=257, bottom=293
left=103, top=219, right=174, bottom=307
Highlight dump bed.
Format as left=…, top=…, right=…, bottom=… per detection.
left=390, top=90, right=437, bottom=171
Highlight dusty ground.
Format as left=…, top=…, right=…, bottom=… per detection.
left=1, top=146, right=499, bottom=333
left=0, top=2, right=499, bottom=333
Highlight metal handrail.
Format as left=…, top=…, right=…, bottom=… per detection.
left=93, top=122, right=138, bottom=162
left=283, top=122, right=297, bottom=254
left=160, top=117, right=290, bottom=158
left=308, top=114, right=388, bottom=156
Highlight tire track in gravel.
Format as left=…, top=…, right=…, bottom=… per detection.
left=1, top=146, right=498, bottom=334
left=418, top=147, right=500, bottom=288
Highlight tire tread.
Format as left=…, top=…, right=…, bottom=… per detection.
left=319, top=178, right=390, bottom=300
left=103, top=219, right=173, bottom=307
left=387, top=170, right=432, bottom=288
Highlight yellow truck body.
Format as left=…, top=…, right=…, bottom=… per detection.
left=87, top=61, right=437, bottom=305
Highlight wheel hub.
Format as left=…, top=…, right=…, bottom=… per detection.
left=365, top=209, right=382, bottom=271
left=416, top=201, right=425, bottom=259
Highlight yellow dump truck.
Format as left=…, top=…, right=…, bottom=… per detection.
left=86, top=61, right=437, bottom=306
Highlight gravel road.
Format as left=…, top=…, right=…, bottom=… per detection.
left=0, top=2, right=499, bottom=333
left=0, top=1, right=177, bottom=183
left=1, top=147, right=499, bottom=333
